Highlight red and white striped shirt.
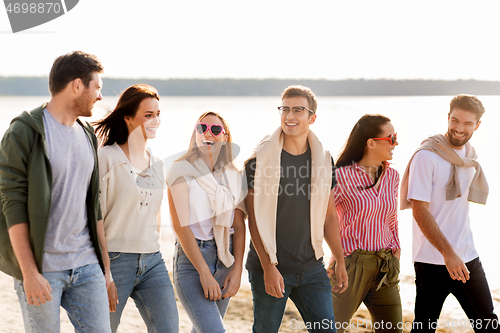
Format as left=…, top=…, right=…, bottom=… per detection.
left=334, top=163, right=400, bottom=257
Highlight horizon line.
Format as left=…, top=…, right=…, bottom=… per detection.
left=1, top=76, right=500, bottom=83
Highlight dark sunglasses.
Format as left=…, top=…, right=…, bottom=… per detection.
left=195, top=123, right=225, bottom=137
left=372, top=133, right=397, bottom=145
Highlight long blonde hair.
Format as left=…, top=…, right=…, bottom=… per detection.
left=176, top=111, right=235, bottom=170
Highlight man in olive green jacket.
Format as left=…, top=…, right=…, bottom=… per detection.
left=0, top=51, right=112, bottom=332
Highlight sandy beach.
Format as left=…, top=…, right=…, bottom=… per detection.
left=1, top=230, right=498, bottom=332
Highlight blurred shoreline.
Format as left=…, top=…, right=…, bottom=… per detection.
left=1, top=95, right=499, bottom=331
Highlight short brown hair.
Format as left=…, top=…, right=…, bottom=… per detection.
left=449, top=94, right=485, bottom=122
left=49, top=51, right=103, bottom=96
left=281, top=85, right=318, bottom=114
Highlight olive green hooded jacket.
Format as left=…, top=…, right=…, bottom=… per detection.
left=0, top=104, right=104, bottom=280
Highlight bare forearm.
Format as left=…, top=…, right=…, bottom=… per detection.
left=8, top=223, right=38, bottom=276
left=412, top=200, right=455, bottom=257
left=96, top=220, right=110, bottom=272
left=324, top=191, right=348, bottom=293
left=323, top=190, right=345, bottom=264
left=231, top=209, right=246, bottom=270
left=324, top=217, right=345, bottom=265
left=168, top=186, right=211, bottom=275
left=248, top=221, right=273, bottom=269
left=8, top=223, right=52, bottom=305
left=412, top=200, right=469, bottom=282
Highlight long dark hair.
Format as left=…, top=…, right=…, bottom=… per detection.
left=94, top=84, right=160, bottom=147
left=336, top=114, right=391, bottom=189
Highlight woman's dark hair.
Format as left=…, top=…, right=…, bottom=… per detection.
left=94, top=84, right=160, bottom=147
left=336, top=114, right=391, bottom=167
left=336, top=114, right=391, bottom=189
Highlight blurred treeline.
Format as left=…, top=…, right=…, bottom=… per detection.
left=1, top=77, right=500, bottom=96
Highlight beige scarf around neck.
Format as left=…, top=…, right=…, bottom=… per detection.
left=166, top=158, right=246, bottom=267
left=249, top=127, right=332, bottom=265
left=400, top=134, right=488, bottom=210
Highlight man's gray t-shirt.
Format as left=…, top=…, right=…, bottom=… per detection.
left=42, top=109, right=98, bottom=272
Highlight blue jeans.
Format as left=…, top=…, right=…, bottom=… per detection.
left=249, top=263, right=336, bottom=333
left=412, top=257, right=500, bottom=333
left=14, top=263, right=111, bottom=333
left=173, top=239, right=232, bottom=333
left=109, top=251, right=178, bottom=333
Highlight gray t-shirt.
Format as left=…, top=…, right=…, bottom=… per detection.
left=42, top=109, right=98, bottom=272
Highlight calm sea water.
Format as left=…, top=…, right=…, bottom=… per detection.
left=0, top=95, right=498, bottom=292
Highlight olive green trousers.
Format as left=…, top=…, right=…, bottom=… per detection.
left=330, top=249, right=403, bottom=333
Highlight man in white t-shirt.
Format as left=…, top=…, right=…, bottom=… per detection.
left=403, top=95, right=499, bottom=332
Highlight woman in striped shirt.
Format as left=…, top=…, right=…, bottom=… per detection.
left=328, top=114, right=402, bottom=333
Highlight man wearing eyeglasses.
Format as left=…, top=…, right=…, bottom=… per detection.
left=244, top=85, right=348, bottom=332
left=401, top=95, right=499, bottom=332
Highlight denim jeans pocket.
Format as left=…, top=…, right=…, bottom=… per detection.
left=176, top=243, right=185, bottom=256
left=109, top=252, right=122, bottom=261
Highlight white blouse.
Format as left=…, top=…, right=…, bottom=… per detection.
left=183, top=173, right=234, bottom=241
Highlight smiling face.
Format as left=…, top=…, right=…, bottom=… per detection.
left=370, top=122, right=398, bottom=162
left=280, top=96, right=316, bottom=140
left=74, top=72, right=103, bottom=117
left=446, top=108, right=481, bottom=149
left=195, top=114, right=228, bottom=160
left=125, top=97, right=161, bottom=140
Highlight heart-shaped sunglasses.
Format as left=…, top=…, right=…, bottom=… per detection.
left=195, top=123, right=225, bottom=137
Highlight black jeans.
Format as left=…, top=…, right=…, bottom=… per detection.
left=411, top=258, right=500, bottom=333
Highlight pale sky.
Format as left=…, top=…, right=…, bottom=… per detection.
left=1, top=0, right=500, bottom=80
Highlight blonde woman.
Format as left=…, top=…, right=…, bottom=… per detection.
left=167, top=111, right=246, bottom=333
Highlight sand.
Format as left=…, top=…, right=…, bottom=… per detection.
left=1, top=230, right=498, bottom=332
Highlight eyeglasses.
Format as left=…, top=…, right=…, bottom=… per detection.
left=372, top=133, right=397, bottom=145
left=278, top=106, right=314, bottom=116
left=195, top=123, right=225, bottom=136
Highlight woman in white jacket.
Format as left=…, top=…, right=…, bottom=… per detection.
left=94, top=84, right=178, bottom=333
